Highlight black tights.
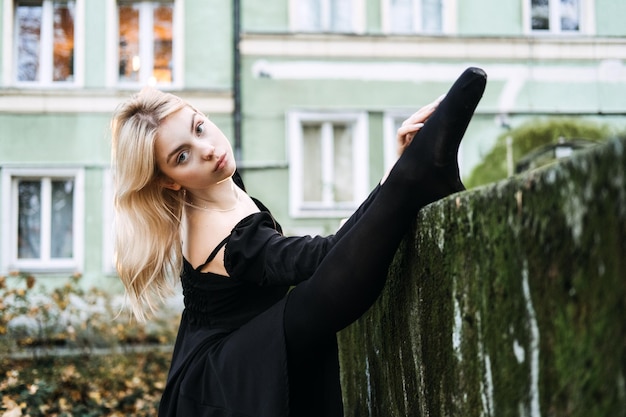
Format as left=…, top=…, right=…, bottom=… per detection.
left=283, top=67, right=487, bottom=416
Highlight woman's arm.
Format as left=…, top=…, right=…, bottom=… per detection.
left=227, top=96, right=443, bottom=286
left=225, top=185, right=382, bottom=286
left=223, top=211, right=328, bottom=286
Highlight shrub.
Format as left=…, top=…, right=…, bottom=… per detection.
left=0, top=272, right=180, bottom=415
left=465, top=117, right=615, bottom=188
left=0, top=273, right=180, bottom=355
left=1, top=351, right=171, bottom=416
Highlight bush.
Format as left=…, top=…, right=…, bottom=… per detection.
left=1, top=351, right=171, bottom=416
left=0, top=273, right=180, bottom=354
left=0, top=272, right=180, bottom=415
left=465, top=117, right=615, bottom=188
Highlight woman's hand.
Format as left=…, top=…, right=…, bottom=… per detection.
left=396, top=94, right=445, bottom=157
left=379, top=95, right=444, bottom=185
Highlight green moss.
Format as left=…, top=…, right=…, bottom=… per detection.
left=338, top=137, right=626, bottom=417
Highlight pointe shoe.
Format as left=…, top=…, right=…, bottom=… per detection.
left=404, top=67, right=487, bottom=206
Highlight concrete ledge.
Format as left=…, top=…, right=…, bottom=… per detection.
left=338, top=137, right=626, bottom=417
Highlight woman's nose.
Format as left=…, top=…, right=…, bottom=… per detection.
left=201, top=143, right=216, bottom=160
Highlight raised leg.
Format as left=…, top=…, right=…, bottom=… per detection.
left=284, top=67, right=487, bottom=415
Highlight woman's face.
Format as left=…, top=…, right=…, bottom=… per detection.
left=154, top=106, right=236, bottom=192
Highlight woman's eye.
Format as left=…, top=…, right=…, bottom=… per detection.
left=176, top=151, right=189, bottom=165
left=195, top=122, right=205, bottom=136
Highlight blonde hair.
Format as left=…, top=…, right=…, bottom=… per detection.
left=110, top=88, right=188, bottom=321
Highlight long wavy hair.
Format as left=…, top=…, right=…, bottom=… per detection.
left=110, top=88, right=188, bottom=321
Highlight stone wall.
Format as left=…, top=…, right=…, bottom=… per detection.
left=337, top=137, right=626, bottom=417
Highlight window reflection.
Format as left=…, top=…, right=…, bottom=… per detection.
left=302, top=124, right=323, bottom=202
left=333, top=124, right=354, bottom=203
left=153, top=5, right=173, bottom=83
left=118, top=5, right=140, bottom=82
left=301, top=122, right=355, bottom=206
left=17, top=178, right=75, bottom=261
left=15, top=0, right=75, bottom=83
left=421, top=0, right=442, bottom=33
left=53, top=1, right=75, bottom=81
left=560, top=0, right=580, bottom=31
left=118, top=1, right=173, bottom=84
left=51, top=180, right=74, bottom=259
left=531, top=0, right=550, bottom=30
left=390, top=0, right=413, bottom=34
left=531, top=0, right=580, bottom=32
left=297, top=0, right=352, bottom=33
left=18, top=181, right=42, bottom=259
left=387, top=0, right=443, bottom=34
left=16, top=4, right=42, bottom=82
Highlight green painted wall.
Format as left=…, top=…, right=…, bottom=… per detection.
left=595, top=0, right=626, bottom=36
left=184, top=0, right=232, bottom=88
left=337, top=136, right=626, bottom=416
left=243, top=0, right=289, bottom=32
left=0, top=114, right=111, bottom=164
left=83, top=0, right=108, bottom=87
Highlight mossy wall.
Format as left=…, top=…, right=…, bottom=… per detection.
left=337, top=137, right=626, bottom=417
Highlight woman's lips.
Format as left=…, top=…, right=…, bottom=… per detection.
left=215, top=154, right=227, bottom=171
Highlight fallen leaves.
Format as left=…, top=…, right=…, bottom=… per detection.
left=0, top=351, right=171, bottom=417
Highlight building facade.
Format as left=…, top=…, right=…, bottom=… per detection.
left=0, top=0, right=624, bottom=288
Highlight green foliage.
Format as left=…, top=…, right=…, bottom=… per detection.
left=465, top=118, right=613, bottom=188
left=338, top=137, right=626, bottom=417
left=0, top=273, right=179, bottom=354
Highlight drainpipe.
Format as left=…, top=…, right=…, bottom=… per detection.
left=233, top=0, right=242, bottom=164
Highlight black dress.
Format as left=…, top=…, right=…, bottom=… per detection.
left=157, top=195, right=347, bottom=416
left=157, top=66, right=488, bottom=416
left=156, top=66, right=488, bottom=417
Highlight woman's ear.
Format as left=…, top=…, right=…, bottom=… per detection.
left=158, top=176, right=182, bottom=191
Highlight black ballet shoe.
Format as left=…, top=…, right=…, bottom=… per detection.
left=400, top=67, right=487, bottom=206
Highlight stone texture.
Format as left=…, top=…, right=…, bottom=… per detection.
left=337, top=137, right=626, bottom=417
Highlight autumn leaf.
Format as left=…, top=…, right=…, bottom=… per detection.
left=1, top=397, right=22, bottom=417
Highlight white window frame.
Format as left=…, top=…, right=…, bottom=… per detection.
left=288, top=111, right=369, bottom=218
left=106, top=0, right=184, bottom=89
left=2, top=0, right=85, bottom=88
left=289, top=0, right=366, bottom=34
left=524, top=0, right=595, bottom=35
left=1, top=168, right=85, bottom=274
left=381, top=0, right=457, bottom=35
left=383, top=111, right=411, bottom=173
left=102, top=167, right=116, bottom=275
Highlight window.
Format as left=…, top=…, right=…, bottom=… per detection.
left=13, top=0, right=77, bottom=85
left=117, top=0, right=175, bottom=86
left=1, top=169, right=84, bottom=273
left=383, top=112, right=410, bottom=172
left=288, top=112, right=369, bottom=217
left=530, top=0, right=581, bottom=33
left=290, top=0, right=364, bottom=33
left=383, top=0, right=445, bottom=34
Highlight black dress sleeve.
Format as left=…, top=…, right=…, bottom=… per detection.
left=223, top=184, right=382, bottom=287
left=224, top=212, right=333, bottom=286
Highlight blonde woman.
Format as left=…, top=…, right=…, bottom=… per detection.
left=111, top=67, right=486, bottom=417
